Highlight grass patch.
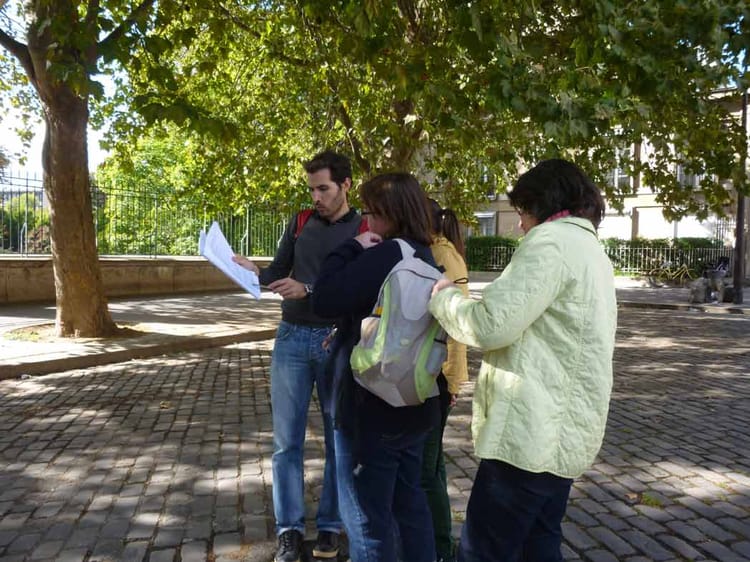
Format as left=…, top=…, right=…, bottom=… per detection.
left=4, top=326, right=47, bottom=342
left=640, top=492, right=663, bottom=508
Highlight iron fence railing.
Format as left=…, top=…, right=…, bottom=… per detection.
left=0, top=173, right=288, bottom=257
left=0, top=172, right=736, bottom=275
left=466, top=243, right=733, bottom=276
left=604, top=246, right=734, bottom=277
left=466, top=244, right=516, bottom=272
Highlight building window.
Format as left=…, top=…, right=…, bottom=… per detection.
left=607, top=158, right=632, bottom=190
left=714, top=217, right=734, bottom=244
left=480, top=165, right=497, bottom=200
left=606, top=143, right=639, bottom=192
left=472, top=212, right=496, bottom=236
left=676, top=164, right=701, bottom=188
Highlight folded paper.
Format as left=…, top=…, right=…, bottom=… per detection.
left=199, top=222, right=261, bottom=299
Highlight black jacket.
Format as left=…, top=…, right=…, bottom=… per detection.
left=312, top=237, right=440, bottom=439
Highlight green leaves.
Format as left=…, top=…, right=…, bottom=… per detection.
left=66, top=0, right=749, bottom=221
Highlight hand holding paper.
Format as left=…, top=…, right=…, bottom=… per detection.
left=199, top=222, right=261, bottom=299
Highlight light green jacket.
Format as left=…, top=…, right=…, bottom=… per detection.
left=429, top=217, right=617, bottom=478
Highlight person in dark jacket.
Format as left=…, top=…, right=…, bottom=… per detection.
left=312, top=172, right=440, bottom=562
left=233, top=151, right=364, bottom=562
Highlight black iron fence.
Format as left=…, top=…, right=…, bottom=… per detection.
left=0, top=172, right=735, bottom=275
left=0, top=173, right=287, bottom=257
left=467, top=244, right=734, bottom=277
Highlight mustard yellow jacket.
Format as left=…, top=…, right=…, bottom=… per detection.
left=430, top=236, right=469, bottom=394
left=429, top=218, right=617, bottom=478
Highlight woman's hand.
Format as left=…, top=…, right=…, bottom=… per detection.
left=431, top=278, right=456, bottom=298
left=354, top=231, right=383, bottom=249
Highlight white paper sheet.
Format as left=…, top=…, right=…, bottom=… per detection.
left=199, top=221, right=261, bottom=299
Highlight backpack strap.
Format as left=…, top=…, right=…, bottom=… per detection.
left=294, top=209, right=315, bottom=239
left=393, top=238, right=416, bottom=260
left=357, top=217, right=369, bottom=234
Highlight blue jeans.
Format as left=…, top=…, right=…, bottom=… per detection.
left=458, top=459, right=573, bottom=562
left=271, top=321, right=340, bottom=535
left=335, top=426, right=435, bottom=562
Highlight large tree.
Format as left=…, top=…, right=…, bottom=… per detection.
left=110, top=1, right=748, bottom=220
left=0, top=0, right=217, bottom=336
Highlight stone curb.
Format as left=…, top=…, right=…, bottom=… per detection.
left=0, top=328, right=277, bottom=380
left=618, top=300, right=747, bottom=314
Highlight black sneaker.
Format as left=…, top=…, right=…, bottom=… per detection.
left=312, top=530, right=340, bottom=559
left=275, top=530, right=303, bottom=562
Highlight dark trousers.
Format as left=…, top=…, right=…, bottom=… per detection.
left=458, top=459, right=573, bottom=562
left=421, top=376, right=454, bottom=561
left=356, top=426, right=435, bottom=562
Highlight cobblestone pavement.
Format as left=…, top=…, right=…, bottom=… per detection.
left=1, top=308, right=750, bottom=561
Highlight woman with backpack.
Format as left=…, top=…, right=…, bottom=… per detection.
left=430, top=159, right=617, bottom=562
left=312, top=172, right=440, bottom=562
left=423, top=199, right=469, bottom=562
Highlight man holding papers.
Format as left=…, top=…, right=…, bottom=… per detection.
left=233, top=150, right=365, bottom=562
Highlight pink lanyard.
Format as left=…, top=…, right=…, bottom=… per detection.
left=545, top=210, right=571, bottom=222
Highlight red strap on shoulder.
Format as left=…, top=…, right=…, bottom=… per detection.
left=294, top=209, right=315, bottom=239
left=357, top=216, right=369, bottom=234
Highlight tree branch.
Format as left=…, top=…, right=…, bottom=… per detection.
left=84, top=0, right=100, bottom=31
left=83, top=0, right=101, bottom=64
left=216, top=3, right=310, bottom=68
left=295, top=5, right=370, bottom=173
left=0, top=27, right=35, bottom=84
left=335, top=97, right=371, bottom=175
left=97, top=0, right=155, bottom=59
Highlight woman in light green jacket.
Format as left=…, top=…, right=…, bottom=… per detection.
left=429, top=159, right=617, bottom=562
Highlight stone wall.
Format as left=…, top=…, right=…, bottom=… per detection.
left=0, top=257, right=272, bottom=304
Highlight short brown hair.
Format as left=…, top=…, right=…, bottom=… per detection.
left=360, top=173, right=432, bottom=246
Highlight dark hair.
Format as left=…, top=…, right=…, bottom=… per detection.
left=304, top=150, right=352, bottom=186
left=427, top=198, right=465, bottom=258
left=508, top=159, right=605, bottom=228
left=360, top=173, right=432, bottom=246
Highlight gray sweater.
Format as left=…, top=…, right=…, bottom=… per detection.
left=258, top=208, right=364, bottom=327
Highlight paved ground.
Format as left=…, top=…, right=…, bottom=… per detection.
left=2, top=276, right=746, bottom=379
left=1, top=306, right=750, bottom=561
left=0, top=292, right=284, bottom=379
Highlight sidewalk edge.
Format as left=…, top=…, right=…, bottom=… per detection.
left=618, top=300, right=746, bottom=314
left=0, top=328, right=277, bottom=380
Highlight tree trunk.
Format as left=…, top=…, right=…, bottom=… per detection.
left=42, top=87, right=116, bottom=337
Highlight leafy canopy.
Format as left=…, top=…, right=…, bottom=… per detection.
left=8, top=0, right=747, bottom=221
